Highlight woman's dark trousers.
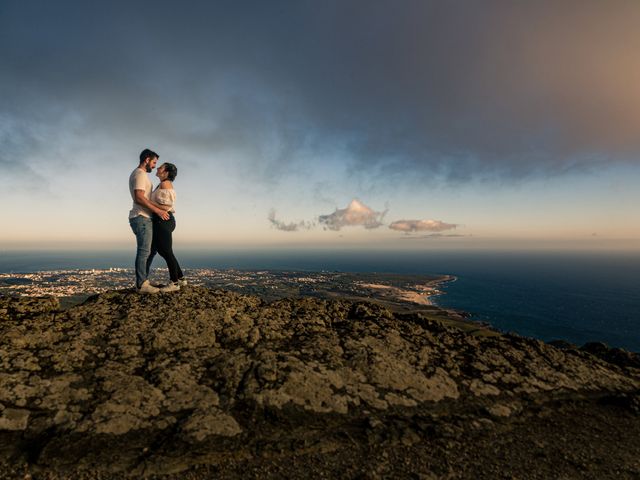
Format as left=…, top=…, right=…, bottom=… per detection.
left=147, top=213, right=183, bottom=282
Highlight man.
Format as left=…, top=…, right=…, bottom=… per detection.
left=129, top=149, right=170, bottom=293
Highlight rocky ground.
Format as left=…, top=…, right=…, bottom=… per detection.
left=0, top=287, right=639, bottom=479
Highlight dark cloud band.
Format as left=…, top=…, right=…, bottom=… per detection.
left=2, top=0, right=640, bottom=189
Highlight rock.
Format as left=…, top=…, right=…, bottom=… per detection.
left=486, top=403, right=512, bottom=418
left=182, top=409, right=242, bottom=441
left=0, top=296, right=59, bottom=321
left=547, top=340, right=577, bottom=350
left=581, top=342, right=640, bottom=369
left=0, top=286, right=639, bottom=477
left=469, top=379, right=501, bottom=396
left=0, top=408, right=29, bottom=430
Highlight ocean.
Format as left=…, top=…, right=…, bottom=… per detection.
left=1, top=249, right=639, bottom=351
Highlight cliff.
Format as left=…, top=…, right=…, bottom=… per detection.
left=1, top=287, right=639, bottom=479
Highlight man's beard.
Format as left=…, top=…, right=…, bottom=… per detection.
left=146, top=164, right=152, bottom=173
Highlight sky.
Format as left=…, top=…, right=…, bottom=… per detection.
left=1, top=0, right=639, bottom=251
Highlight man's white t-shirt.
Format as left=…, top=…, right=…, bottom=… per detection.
left=128, top=167, right=153, bottom=219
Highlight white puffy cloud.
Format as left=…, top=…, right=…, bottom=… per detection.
left=389, top=219, right=458, bottom=233
left=318, top=199, right=386, bottom=231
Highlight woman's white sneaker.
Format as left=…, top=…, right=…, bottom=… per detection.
left=138, top=280, right=160, bottom=294
left=161, top=282, right=180, bottom=293
left=177, top=278, right=188, bottom=287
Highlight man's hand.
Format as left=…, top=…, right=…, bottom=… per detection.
left=157, top=209, right=170, bottom=221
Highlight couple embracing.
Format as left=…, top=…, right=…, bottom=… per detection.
left=128, top=148, right=185, bottom=294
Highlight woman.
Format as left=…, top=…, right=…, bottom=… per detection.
left=147, top=162, right=185, bottom=292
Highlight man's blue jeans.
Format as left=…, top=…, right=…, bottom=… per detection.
left=129, top=215, right=153, bottom=288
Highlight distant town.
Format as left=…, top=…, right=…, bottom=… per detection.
left=0, top=268, right=454, bottom=311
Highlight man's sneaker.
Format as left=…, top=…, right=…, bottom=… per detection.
left=177, top=278, right=188, bottom=287
left=161, top=282, right=180, bottom=293
left=138, top=280, right=160, bottom=294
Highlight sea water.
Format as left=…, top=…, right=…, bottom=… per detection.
left=1, top=249, right=638, bottom=351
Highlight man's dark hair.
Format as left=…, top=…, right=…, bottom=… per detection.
left=163, top=163, right=178, bottom=182
left=139, top=148, right=159, bottom=164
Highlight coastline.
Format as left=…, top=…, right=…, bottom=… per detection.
left=2, top=267, right=637, bottom=351
left=2, top=250, right=639, bottom=352
left=0, top=268, right=457, bottom=308
left=355, top=273, right=456, bottom=307
left=0, top=268, right=496, bottom=341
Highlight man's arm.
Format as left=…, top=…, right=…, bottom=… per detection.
left=150, top=200, right=172, bottom=211
left=134, top=190, right=170, bottom=220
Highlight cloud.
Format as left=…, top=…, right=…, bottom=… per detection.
left=3, top=0, right=640, bottom=193
left=400, top=233, right=469, bottom=239
left=389, top=219, right=458, bottom=233
left=268, top=209, right=314, bottom=232
left=271, top=201, right=457, bottom=236
left=0, top=113, right=52, bottom=192
left=318, top=199, right=386, bottom=231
